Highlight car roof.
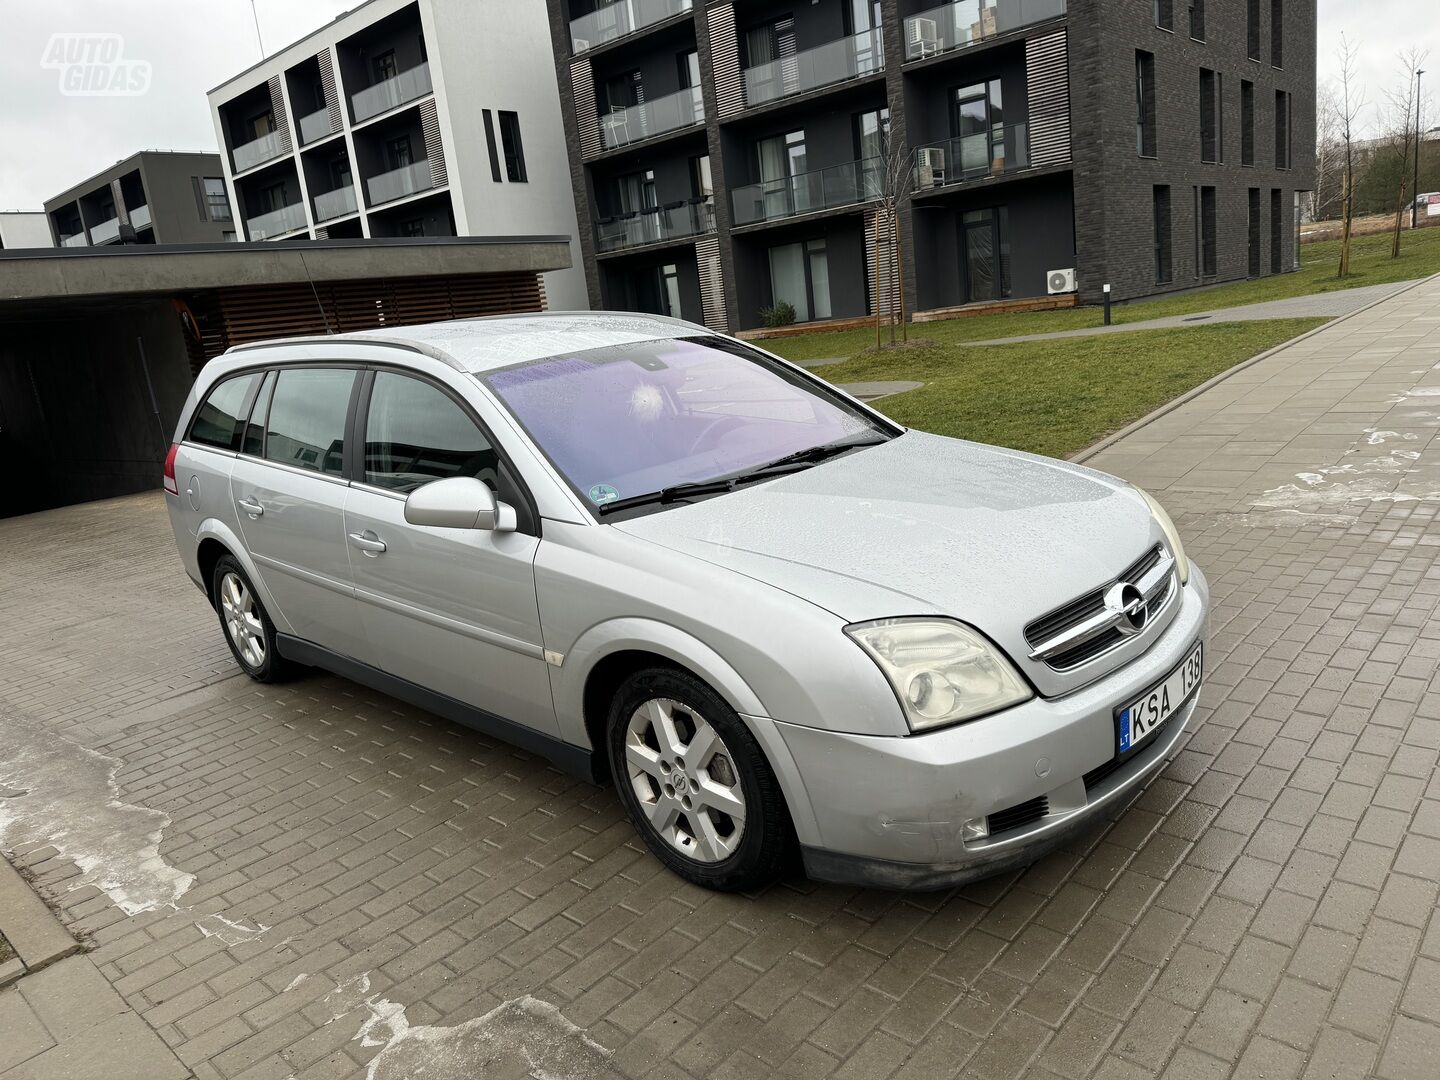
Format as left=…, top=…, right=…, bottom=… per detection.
left=224, top=311, right=708, bottom=374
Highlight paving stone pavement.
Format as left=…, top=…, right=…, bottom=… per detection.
left=2, top=278, right=1440, bottom=1078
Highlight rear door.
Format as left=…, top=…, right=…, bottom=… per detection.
left=342, top=368, right=558, bottom=737
left=230, top=365, right=367, bottom=660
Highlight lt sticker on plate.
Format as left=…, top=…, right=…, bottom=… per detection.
left=588, top=483, right=619, bottom=505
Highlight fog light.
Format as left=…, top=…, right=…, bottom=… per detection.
left=962, top=817, right=989, bottom=842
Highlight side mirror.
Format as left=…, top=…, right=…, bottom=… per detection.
left=404, top=477, right=516, bottom=532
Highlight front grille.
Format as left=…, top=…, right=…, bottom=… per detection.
left=1024, top=545, right=1174, bottom=671
left=987, top=795, right=1050, bottom=836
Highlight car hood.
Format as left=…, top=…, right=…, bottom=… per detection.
left=612, top=431, right=1166, bottom=696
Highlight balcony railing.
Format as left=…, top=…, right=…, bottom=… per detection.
left=129, top=204, right=152, bottom=231
left=60, top=231, right=88, bottom=247
left=904, top=0, right=1067, bottom=61
left=247, top=202, right=308, bottom=240
left=743, top=29, right=884, bottom=107
left=731, top=157, right=882, bottom=226
left=313, top=185, right=358, bottom=222
left=90, top=216, right=121, bottom=244
left=366, top=160, right=434, bottom=206
left=596, top=198, right=714, bottom=252
left=571, top=0, right=692, bottom=54
left=599, top=86, right=703, bottom=150
left=351, top=62, right=432, bottom=123
left=298, top=106, right=337, bottom=145
left=232, top=130, right=286, bottom=173
left=912, top=123, right=1034, bottom=191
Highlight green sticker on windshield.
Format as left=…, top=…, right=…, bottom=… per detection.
left=588, top=483, right=619, bottom=505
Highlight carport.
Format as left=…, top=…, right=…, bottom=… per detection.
left=0, top=235, right=571, bottom=518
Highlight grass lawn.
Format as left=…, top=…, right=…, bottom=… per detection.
left=768, top=227, right=1440, bottom=363
left=810, top=317, right=1325, bottom=460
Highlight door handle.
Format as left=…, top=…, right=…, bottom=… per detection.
left=237, top=497, right=264, bottom=517
left=348, top=531, right=387, bottom=556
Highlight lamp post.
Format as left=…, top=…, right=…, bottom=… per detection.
left=1413, top=69, right=1425, bottom=230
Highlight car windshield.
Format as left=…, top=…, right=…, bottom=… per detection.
left=481, top=336, right=891, bottom=510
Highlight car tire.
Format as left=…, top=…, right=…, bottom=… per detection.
left=607, top=667, right=792, bottom=892
left=211, top=555, right=294, bottom=683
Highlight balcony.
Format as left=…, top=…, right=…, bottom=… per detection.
left=314, top=185, right=358, bottom=222
left=351, top=62, right=432, bottom=124
left=247, top=202, right=308, bottom=240
left=743, top=29, right=884, bottom=108
left=571, top=0, right=692, bottom=54
left=366, top=160, right=435, bottom=206
left=904, top=0, right=1067, bottom=62
left=596, top=198, right=714, bottom=252
left=298, top=107, right=337, bottom=145
left=232, top=130, right=286, bottom=173
left=911, top=123, right=1034, bottom=191
left=60, top=232, right=88, bottom=247
left=90, top=216, right=121, bottom=244
left=731, top=158, right=881, bottom=226
left=599, top=86, right=703, bottom=150
left=129, top=204, right=152, bottom=231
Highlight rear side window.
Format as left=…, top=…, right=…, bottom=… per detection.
left=263, top=368, right=356, bottom=476
left=189, top=374, right=259, bottom=449
left=363, top=371, right=496, bottom=493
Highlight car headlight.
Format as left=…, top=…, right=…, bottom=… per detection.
left=1133, top=487, right=1190, bottom=584
left=845, top=618, right=1033, bottom=733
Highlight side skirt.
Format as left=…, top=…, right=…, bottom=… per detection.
left=276, top=634, right=602, bottom=784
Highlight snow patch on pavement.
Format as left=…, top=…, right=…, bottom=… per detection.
left=196, top=912, right=271, bottom=945
left=0, top=715, right=195, bottom=915
left=1255, top=452, right=1438, bottom=513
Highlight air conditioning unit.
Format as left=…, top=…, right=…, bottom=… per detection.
left=573, top=38, right=591, bottom=52
left=1046, top=268, right=1077, bottom=294
left=907, top=17, right=939, bottom=59
left=916, top=146, right=947, bottom=188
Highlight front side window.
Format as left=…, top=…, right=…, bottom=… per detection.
left=482, top=337, right=888, bottom=510
left=363, top=372, right=495, bottom=493
left=263, top=368, right=355, bottom=475
left=189, top=373, right=259, bottom=449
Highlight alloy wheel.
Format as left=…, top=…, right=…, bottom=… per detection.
left=219, top=571, right=266, bottom=669
left=623, top=697, right=746, bottom=863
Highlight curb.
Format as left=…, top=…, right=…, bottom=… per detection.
left=0, top=855, right=82, bottom=977
left=1069, top=273, right=1440, bottom=464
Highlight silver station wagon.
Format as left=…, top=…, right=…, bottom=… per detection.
left=164, top=313, right=1207, bottom=891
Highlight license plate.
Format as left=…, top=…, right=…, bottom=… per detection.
left=1117, top=642, right=1203, bottom=754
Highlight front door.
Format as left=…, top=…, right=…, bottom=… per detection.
left=960, top=207, right=1010, bottom=303
left=342, top=370, right=558, bottom=737
left=230, top=366, right=366, bottom=659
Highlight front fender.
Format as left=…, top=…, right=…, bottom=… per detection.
left=194, top=517, right=296, bottom=635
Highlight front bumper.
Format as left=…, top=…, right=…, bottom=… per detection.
left=764, top=566, right=1209, bottom=890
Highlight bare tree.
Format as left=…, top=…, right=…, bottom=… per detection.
left=1311, top=82, right=1343, bottom=222
left=1336, top=35, right=1365, bottom=278
left=1383, top=49, right=1429, bottom=257
left=869, top=129, right=914, bottom=346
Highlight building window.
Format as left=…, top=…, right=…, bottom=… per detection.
left=1246, top=0, right=1260, bottom=60
left=768, top=238, right=830, bottom=322
left=499, top=111, right=527, bottom=183
left=1241, top=80, right=1255, bottom=165
left=373, top=50, right=397, bottom=82
left=400, top=218, right=425, bottom=237
left=657, top=263, right=682, bottom=319
left=1188, top=0, right=1205, bottom=40
left=1198, top=185, right=1217, bottom=277
left=678, top=50, right=700, bottom=88
left=203, top=177, right=232, bottom=222
left=481, top=110, right=502, bottom=182
left=386, top=135, right=413, bottom=170
left=1154, top=0, right=1172, bottom=31
left=1247, top=188, right=1261, bottom=277
left=1271, top=188, right=1283, bottom=273
left=1199, top=69, right=1218, bottom=163
left=1153, top=185, right=1172, bottom=284
left=961, top=207, right=1011, bottom=302
left=690, top=155, right=713, bottom=199
left=1135, top=51, right=1156, bottom=157
left=1275, top=91, right=1291, bottom=168
left=1270, top=0, right=1283, bottom=67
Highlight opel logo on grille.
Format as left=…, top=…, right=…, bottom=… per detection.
left=1103, top=582, right=1148, bottom=635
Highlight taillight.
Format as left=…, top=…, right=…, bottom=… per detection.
left=163, top=444, right=180, bottom=496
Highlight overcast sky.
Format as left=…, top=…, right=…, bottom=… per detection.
left=0, top=0, right=1433, bottom=210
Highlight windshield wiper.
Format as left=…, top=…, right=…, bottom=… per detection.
left=594, top=432, right=891, bottom=516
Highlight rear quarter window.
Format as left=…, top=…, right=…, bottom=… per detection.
left=189, top=374, right=259, bottom=450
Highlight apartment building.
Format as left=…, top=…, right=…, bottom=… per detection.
left=42, top=151, right=234, bottom=247
left=207, top=0, right=588, bottom=309
left=546, top=0, right=1315, bottom=331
